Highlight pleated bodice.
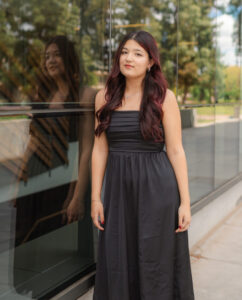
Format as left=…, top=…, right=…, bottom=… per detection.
left=106, top=111, right=165, bottom=153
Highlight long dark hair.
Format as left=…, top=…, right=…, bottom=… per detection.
left=37, top=35, right=80, bottom=103
left=95, top=30, right=168, bottom=142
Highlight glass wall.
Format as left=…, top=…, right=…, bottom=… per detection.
left=177, top=0, right=241, bottom=202
left=0, top=0, right=241, bottom=298
left=111, top=0, right=241, bottom=203
left=213, top=0, right=241, bottom=188
left=0, top=110, right=94, bottom=299
left=0, top=0, right=109, bottom=298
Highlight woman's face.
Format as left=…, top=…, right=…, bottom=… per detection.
left=119, top=39, right=153, bottom=79
left=45, top=43, right=65, bottom=79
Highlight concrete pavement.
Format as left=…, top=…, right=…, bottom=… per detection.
left=190, top=201, right=242, bottom=299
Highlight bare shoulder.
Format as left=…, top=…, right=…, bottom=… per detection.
left=95, top=88, right=107, bottom=111
left=161, top=89, right=183, bottom=152
left=161, top=88, right=181, bottom=131
left=162, top=89, right=178, bottom=111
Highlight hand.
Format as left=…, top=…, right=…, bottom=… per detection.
left=62, top=197, right=85, bottom=224
left=91, top=200, right=105, bottom=231
left=175, top=203, right=191, bottom=233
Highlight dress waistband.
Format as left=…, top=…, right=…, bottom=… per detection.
left=108, top=140, right=165, bottom=153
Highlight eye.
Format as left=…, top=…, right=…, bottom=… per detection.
left=54, top=52, right=61, bottom=57
left=135, top=53, right=142, bottom=56
left=121, top=50, right=127, bottom=55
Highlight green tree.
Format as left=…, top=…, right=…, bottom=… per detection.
left=228, top=0, right=241, bottom=58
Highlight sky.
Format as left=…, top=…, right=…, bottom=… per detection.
left=216, top=14, right=238, bottom=66
left=210, top=0, right=240, bottom=66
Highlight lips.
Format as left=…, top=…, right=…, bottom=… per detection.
left=49, top=66, right=58, bottom=71
left=124, top=64, right=134, bottom=68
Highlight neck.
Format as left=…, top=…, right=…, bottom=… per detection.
left=124, top=77, right=144, bottom=95
left=55, top=76, right=69, bottom=95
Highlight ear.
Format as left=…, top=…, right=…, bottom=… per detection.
left=148, top=58, right=154, bottom=68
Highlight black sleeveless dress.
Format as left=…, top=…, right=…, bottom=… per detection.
left=93, top=110, right=194, bottom=300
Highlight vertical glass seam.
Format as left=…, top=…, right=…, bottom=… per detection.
left=109, top=0, right=112, bottom=72
left=213, top=0, right=217, bottom=189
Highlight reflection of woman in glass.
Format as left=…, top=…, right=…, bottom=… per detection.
left=91, top=31, right=194, bottom=299
left=37, top=35, right=80, bottom=108
left=11, top=35, right=94, bottom=297
left=14, top=35, right=89, bottom=246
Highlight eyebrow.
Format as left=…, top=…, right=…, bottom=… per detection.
left=45, top=50, right=60, bottom=55
left=123, top=47, right=143, bottom=52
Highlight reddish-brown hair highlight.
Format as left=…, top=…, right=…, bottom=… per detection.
left=95, top=30, right=168, bottom=142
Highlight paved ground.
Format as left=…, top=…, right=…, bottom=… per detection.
left=190, top=202, right=242, bottom=300
left=78, top=202, right=242, bottom=300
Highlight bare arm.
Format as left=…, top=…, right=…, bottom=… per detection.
left=62, top=112, right=95, bottom=224
left=91, top=89, right=109, bottom=230
left=162, top=89, right=191, bottom=232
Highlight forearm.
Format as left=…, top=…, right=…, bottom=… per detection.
left=91, top=148, right=108, bottom=202
left=71, top=115, right=94, bottom=202
left=72, top=151, right=91, bottom=201
left=166, top=149, right=191, bottom=206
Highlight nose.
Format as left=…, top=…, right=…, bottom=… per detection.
left=125, top=52, right=133, bottom=61
left=48, top=54, right=56, bottom=64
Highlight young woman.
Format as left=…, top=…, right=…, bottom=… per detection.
left=91, top=30, right=195, bottom=300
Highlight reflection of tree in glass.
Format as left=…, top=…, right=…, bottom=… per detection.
left=0, top=0, right=108, bottom=103
left=228, top=0, right=241, bottom=58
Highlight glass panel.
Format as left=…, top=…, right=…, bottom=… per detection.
left=181, top=105, right=215, bottom=204
left=240, top=104, right=242, bottom=172
left=0, top=0, right=109, bottom=105
left=177, top=0, right=216, bottom=203
left=0, top=0, right=109, bottom=298
left=214, top=104, right=240, bottom=187
left=214, top=0, right=241, bottom=187
left=177, top=0, right=216, bottom=105
left=0, top=110, right=95, bottom=298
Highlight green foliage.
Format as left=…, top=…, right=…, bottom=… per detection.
left=0, top=0, right=108, bottom=103
left=0, top=0, right=240, bottom=104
